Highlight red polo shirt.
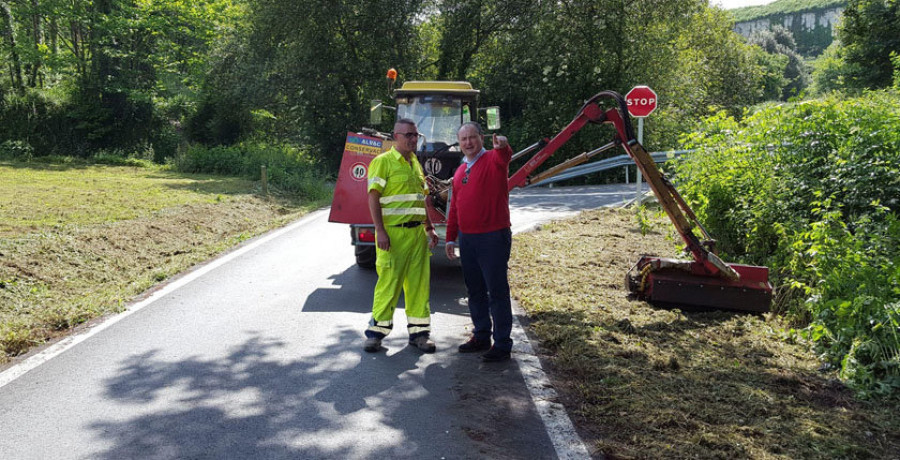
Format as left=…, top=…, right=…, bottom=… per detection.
left=446, top=144, right=513, bottom=242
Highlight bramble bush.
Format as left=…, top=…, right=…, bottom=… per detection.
left=674, top=90, right=900, bottom=397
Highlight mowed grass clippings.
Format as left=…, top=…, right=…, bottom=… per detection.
left=0, top=162, right=256, bottom=236
left=509, top=207, right=900, bottom=459
left=0, top=161, right=328, bottom=363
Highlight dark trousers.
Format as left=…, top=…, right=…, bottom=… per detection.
left=458, top=228, right=513, bottom=352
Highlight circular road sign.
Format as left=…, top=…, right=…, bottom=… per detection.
left=625, top=86, right=658, bottom=118
left=350, top=162, right=368, bottom=181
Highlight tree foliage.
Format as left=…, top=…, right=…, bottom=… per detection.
left=432, top=0, right=538, bottom=81
left=194, top=0, right=427, bottom=166
left=0, top=0, right=242, bottom=156
left=839, top=0, right=900, bottom=89
left=457, top=0, right=770, bottom=169
left=748, top=25, right=810, bottom=99
left=0, top=0, right=891, bottom=168
left=182, top=0, right=774, bottom=171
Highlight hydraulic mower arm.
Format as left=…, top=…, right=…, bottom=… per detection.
left=508, top=91, right=772, bottom=312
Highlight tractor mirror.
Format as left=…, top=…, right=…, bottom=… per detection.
left=485, top=106, right=501, bottom=131
left=370, top=100, right=383, bottom=125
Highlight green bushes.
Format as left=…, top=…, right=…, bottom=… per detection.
left=0, top=88, right=168, bottom=159
left=173, top=141, right=332, bottom=200
left=675, top=90, right=900, bottom=396
left=0, top=90, right=83, bottom=156
left=781, top=202, right=900, bottom=395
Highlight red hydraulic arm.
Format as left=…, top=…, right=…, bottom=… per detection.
left=507, top=91, right=738, bottom=281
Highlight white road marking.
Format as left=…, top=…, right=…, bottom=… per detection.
left=0, top=210, right=329, bottom=390
left=510, top=311, right=592, bottom=459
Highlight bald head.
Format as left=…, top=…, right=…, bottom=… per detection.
left=457, top=123, right=484, bottom=158
left=392, top=118, right=418, bottom=156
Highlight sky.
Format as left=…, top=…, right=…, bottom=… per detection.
left=712, top=0, right=776, bottom=9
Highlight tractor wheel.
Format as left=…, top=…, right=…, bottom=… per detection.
left=355, top=245, right=376, bottom=269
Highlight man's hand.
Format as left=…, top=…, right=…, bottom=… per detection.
left=445, top=242, right=457, bottom=260
left=427, top=228, right=438, bottom=249
left=376, top=230, right=390, bottom=251
left=492, top=133, right=508, bottom=150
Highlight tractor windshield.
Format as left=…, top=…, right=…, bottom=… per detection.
left=397, top=95, right=467, bottom=150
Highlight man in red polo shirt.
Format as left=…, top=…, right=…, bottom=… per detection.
left=445, top=122, right=514, bottom=362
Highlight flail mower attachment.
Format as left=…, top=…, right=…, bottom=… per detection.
left=626, top=256, right=773, bottom=313
left=507, top=91, right=774, bottom=312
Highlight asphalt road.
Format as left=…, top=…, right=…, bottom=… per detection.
left=0, top=184, right=636, bottom=460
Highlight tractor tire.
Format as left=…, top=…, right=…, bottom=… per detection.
left=355, top=245, right=376, bottom=269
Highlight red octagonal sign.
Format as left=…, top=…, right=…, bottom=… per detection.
left=625, top=86, right=657, bottom=118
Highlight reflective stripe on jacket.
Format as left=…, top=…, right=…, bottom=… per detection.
left=367, top=147, right=428, bottom=226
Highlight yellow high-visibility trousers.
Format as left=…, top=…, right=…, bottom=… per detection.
left=366, top=225, right=431, bottom=339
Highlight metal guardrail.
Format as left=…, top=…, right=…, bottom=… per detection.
left=526, top=149, right=692, bottom=188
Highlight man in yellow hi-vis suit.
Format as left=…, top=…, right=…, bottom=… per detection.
left=364, top=118, right=439, bottom=353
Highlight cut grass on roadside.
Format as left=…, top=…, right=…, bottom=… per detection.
left=510, top=207, right=900, bottom=459
left=0, top=161, right=331, bottom=364
left=0, top=162, right=259, bottom=236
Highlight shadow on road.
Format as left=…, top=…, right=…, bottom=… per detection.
left=301, top=255, right=471, bottom=318
left=90, top=327, right=555, bottom=459
left=91, top=329, right=441, bottom=458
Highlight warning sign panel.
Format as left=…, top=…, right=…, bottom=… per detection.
left=329, top=132, right=392, bottom=224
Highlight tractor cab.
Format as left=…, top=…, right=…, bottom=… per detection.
left=372, top=81, right=497, bottom=181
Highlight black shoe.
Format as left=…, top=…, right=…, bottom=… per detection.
left=481, top=347, right=511, bottom=362
left=458, top=337, right=491, bottom=353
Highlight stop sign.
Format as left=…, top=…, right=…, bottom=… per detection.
left=625, top=86, right=657, bottom=117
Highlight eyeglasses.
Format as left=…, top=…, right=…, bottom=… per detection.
left=394, top=132, right=419, bottom=140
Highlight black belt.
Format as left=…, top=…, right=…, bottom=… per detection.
left=393, top=221, right=424, bottom=228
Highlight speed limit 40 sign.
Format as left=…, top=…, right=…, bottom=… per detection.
left=625, top=86, right=657, bottom=118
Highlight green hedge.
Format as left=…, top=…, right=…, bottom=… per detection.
left=674, top=90, right=900, bottom=397
left=173, top=140, right=332, bottom=201
left=0, top=88, right=178, bottom=161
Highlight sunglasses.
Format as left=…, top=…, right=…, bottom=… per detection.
left=394, top=132, right=419, bottom=139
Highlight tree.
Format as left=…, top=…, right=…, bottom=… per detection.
left=839, top=0, right=900, bottom=89
left=432, top=0, right=537, bottom=80
left=464, top=1, right=768, bottom=157
left=748, top=25, right=809, bottom=100
left=0, top=1, right=23, bottom=93
left=211, top=0, right=426, bottom=166
left=809, top=41, right=861, bottom=95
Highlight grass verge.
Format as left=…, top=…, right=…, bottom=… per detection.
left=510, top=207, right=900, bottom=459
left=0, top=160, right=330, bottom=364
